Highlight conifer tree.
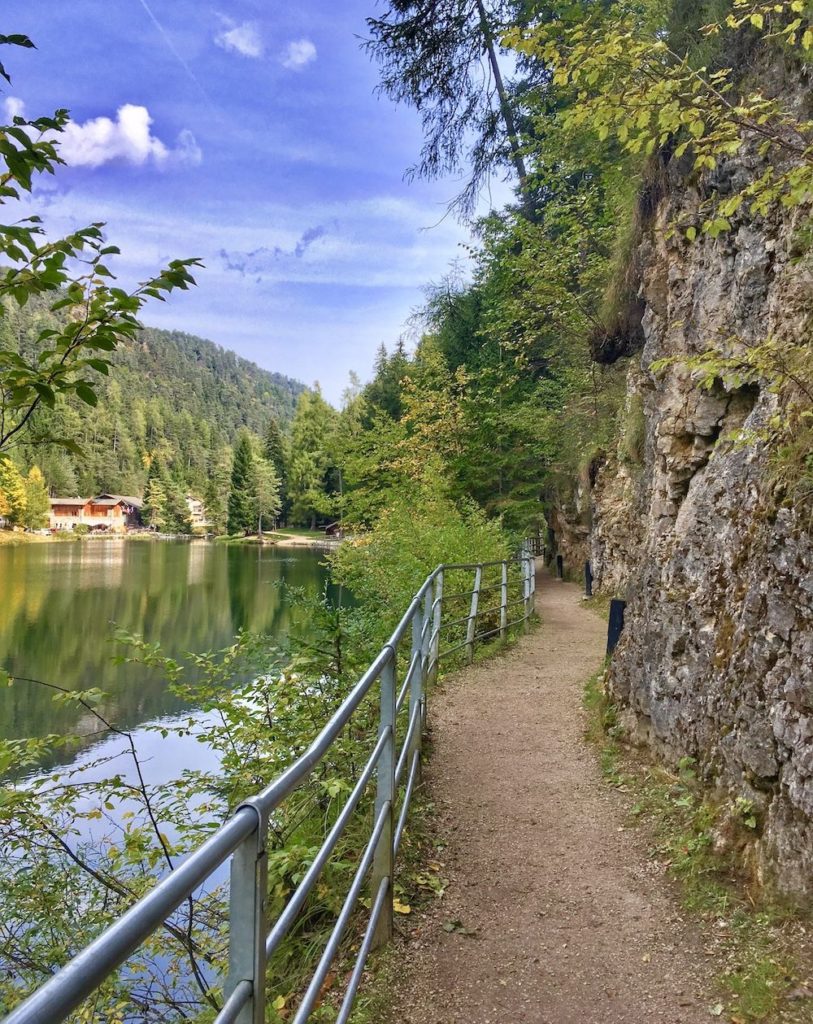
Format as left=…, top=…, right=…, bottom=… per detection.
left=264, top=416, right=289, bottom=524
left=365, top=0, right=530, bottom=216
left=254, top=458, right=281, bottom=535
left=228, top=432, right=257, bottom=535
left=162, top=471, right=192, bottom=534
left=204, top=446, right=232, bottom=535
left=143, top=458, right=168, bottom=531
left=288, top=386, right=339, bottom=529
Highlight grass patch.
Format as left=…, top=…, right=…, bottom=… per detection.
left=214, top=529, right=334, bottom=546
left=583, top=671, right=813, bottom=1023
left=272, top=528, right=331, bottom=539
left=0, top=530, right=78, bottom=545
left=583, top=592, right=613, bottom=622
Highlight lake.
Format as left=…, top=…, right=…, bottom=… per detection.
left=0, top=539, right=337, bottom=762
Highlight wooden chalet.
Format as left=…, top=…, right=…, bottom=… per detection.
left=49, top=494, right=144, bottom=533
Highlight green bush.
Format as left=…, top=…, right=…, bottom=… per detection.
left=331, top=490, right=511, bottom=643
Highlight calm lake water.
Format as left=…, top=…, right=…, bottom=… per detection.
left=0, top=539, right=336, bottom=759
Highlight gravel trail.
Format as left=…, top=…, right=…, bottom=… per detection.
left=387, top=570, right=715, bottom=1024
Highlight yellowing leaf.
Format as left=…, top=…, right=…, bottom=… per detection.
left=272, top=995, right=286, bottom=1011
left=802, top=28, right=813, bottom=49
left=750, top=12, right=764, bottom=29
left=393, top=899, right=411, bottom=914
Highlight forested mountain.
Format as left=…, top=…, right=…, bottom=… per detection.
left=0, top=295, right=304, bottom=500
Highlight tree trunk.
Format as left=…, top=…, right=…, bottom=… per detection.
left=474, top=0, right=529, bottom=194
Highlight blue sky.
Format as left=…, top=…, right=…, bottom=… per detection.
left=3, top=1, right=512, bottom=404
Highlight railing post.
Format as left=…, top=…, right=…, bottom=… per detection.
left=420, top=586, right=431, bottom=728
left=421, top=587, right=432, bottom=674
left=530, top=554, right=537, bottom=615
left=429, top=570, right=443, bottom=682
left=409, top=595, right=425, bottom=773
left=522, top=557, right=531, bottom=633
left=465, top=565, right=482, bottom=663
left=226, top=801, right=268, bottom=1024
left=500, top=561, right=508, bottom=639
left=371, top=655, right=395, bottom=948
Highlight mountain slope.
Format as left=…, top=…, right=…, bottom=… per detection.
left=1, top=297, right=305, bottom=498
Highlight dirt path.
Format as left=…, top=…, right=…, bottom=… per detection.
left=388, top=571, right=715, bottom=1024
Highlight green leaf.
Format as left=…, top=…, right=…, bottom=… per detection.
left=31, top=381, right=56, bottom=407
left=53, top=438, right=84, bottom=456
left=0, top=34, right=36, bottom=49
left=74, top=383, right=98, bottom=406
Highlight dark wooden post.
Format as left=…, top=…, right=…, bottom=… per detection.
left=555, top=554, right=564, bottom=580
left=607, top=599, right=627, bottom=654
left=584, top=560, right=593, bottom=598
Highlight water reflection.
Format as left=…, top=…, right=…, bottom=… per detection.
left=0, top=540, right=335, bottom=759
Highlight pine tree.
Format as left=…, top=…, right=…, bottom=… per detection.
left=228, top=432, right=257, bottom=535
left=143, top=458, right=168, bottom=531
left=22, top=466, right=50, bottom=530
left=364, top=0, right=530, bottom=217
left=264, top=416, right=288, bottom=524
left=163, top=472, right=192, bottom=534
left=0, top=459, right=28, bottom=527
left=255, top=458, right=281, bottom=535
left=288, top=387, right=339, bottom=529
left=264, top=417, right=285, bottom=477
left=204, top=446, right=232, bottom=535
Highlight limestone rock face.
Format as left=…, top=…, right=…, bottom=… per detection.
left=588, top=172, right=813, bottom=901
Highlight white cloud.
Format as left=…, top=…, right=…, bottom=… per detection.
left=215, top=19, right=264, bottom=59
left=9, top=189, right=474, bottom=404
left=281, top=39, right=316, bottom=71
left=4, top=98, right=199, bottom=169
left=57, top=105, right=200, bottom=169
left=4, top=96, right=25, bottom=120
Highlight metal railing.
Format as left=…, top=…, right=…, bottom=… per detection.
left=4, top=549, right=537, bottom=1024
left=525, top=535, right=545, bottom=558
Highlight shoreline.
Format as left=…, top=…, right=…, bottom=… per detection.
left=0, top=529, right=337, bottom=548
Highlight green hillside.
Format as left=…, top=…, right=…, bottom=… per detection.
left=0, top=298, right=305, bottom=499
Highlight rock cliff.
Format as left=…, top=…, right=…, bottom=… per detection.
left=574, top=150, right=813, bottom=900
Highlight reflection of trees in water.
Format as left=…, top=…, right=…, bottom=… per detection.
left=0, top=541, right=331, bottom=756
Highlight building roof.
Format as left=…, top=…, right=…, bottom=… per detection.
left=93, top=494, right=144, bottom=508
left=50, top=495, right=144, bottom=510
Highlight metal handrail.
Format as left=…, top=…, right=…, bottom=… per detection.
left=3, top=546, right=537, bottom=1024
